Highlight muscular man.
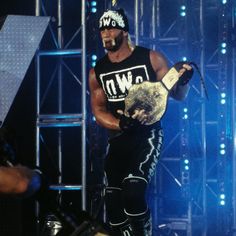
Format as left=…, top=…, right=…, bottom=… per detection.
left=89, top=8, right=193, bottom=236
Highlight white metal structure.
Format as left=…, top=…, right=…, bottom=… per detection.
left=35, top=0, right=87, bottom=213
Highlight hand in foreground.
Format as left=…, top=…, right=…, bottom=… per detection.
left=117, top=109, right=148, bottom=131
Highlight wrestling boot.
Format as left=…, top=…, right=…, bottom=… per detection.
left=128, top=210, right=152, bottom=236
left=110, top=220, right=133, bottom=236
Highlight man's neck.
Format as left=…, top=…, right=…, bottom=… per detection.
left=107, top=43, right=134, bottom=63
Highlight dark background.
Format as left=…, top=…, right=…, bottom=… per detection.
left=0, top=1, right=103, bottom=235
left=0, top=1, right=235, bottom=235
left=1, top=1, right=43, bottom=235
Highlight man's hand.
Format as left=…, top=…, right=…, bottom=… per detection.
left=131, top=109, right=148, bottom=124
left=174, top=62, right=194, bottom=85
left=117, top=109, right=148, bottom=131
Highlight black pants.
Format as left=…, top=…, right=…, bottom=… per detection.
left=105, top=126, right=164, bottom=227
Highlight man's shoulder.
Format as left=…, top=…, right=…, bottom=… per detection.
left=135, top=45, right=150, bottom=52
left=93, top=54, right=109, bottom=77
left=135, top=46, right=163, bottom=57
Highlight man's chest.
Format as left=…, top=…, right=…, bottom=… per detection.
left=99, top=65, right=150, bottom=101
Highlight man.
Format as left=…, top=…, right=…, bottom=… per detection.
left=0, top=129, right=109, bottom=236
left=89, top=8, right=193, bottom=236
left=0, top=164, right=109, bottom=236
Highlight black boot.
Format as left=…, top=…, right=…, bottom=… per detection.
left=110, top=220, right=133, bottom=236
left=128, top=210, right=152, bottom=236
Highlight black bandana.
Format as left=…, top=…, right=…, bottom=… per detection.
left=99, top=9, right=129, bottom=32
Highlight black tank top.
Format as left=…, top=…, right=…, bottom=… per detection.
left=94, top=46, right=157, bottom=117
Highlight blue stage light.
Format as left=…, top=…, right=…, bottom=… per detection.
left=182, top=57, right=187, bottom=61
left=221, top=93, right=226, bottom=98
left=91, top=54, right=97, bottom=61
left=184, top=159, right=189, bottom=164
left=220, top=194, right=225, bottom=200
left=222, top=0, right=227, bottom=4
left=220, top=143, right=225, bottom=149
left=183, top=114, right=188, bottom=119
left=92, top=116, right=96, bottom=121
left=220, top=200, right=225, bottom=205
left=220, top=149, right=226, bottom=155
left=180, top=5, right=186, bottom=17
left=183, top=108, right=188, bottom=113
left=221, top=42, right=227, bottom=48
left=91, top=61, right=96, bottom=67
left=91, top=7, right=97, bottom=13
left=184, top=166, right=189, bottom=170
left=91, top=54, right=97, bottom=67
left=91, top=1, right=97, bottom=7
left=221, top=48, right=227, bottom=54
left=220, top=99, right=226, bottom=105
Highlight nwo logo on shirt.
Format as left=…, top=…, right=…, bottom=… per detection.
left=99, top=65, right=150, bottom=101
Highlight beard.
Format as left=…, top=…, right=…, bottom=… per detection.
left=102, top=31, right=124, bottom=52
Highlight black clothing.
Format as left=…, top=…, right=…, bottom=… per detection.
left=95, top=45, right=163, bottom=235
left=105, top=128, right=163, bottom=185
left=104, top=127, right=163, bottom=233
left=94, top=46, right=157, bottom=119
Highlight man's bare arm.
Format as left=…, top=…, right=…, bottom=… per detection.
left=89, top=69, right=121, bottom=130
left=150, top=50, right=190, bottom=100
left=0, top=165, right=31, bottom=194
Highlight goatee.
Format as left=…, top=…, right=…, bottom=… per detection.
left=102, top=31, right=124, bottom=52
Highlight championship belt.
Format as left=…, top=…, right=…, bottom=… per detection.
left=124, top=67, right=180, bottom=125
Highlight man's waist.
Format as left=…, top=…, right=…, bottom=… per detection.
left=108, top=120, right=162, bottom=141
